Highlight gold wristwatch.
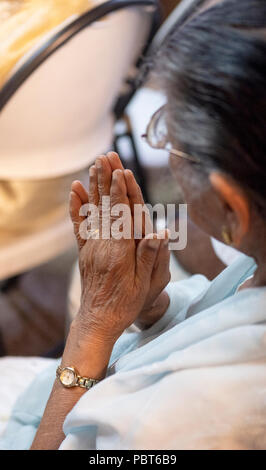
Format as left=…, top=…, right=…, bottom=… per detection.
left=56, top=365, right=99, bottom=390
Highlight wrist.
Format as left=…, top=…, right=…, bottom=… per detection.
left=71, top=309, right=120, bottom=346
left=74, top=302, right=126, bottom=344
left=62, top=319, right=115, bottom=380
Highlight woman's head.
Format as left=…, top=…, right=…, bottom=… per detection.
left=155, top=0, right=266, bottom=258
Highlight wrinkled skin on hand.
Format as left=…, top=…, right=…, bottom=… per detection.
left=69, top=152, right=171, bottom=341
left=78, top=236, right=158, bottom=339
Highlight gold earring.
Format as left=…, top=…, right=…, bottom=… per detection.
left=221, top=226, right=233, bottom=246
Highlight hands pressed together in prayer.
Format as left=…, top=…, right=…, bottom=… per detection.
left=31, top=152, right=170, bottom=450
left=70, top=151, right=171, bottom=339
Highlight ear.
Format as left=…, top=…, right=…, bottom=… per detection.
left=209, top=172, right=250, bottom=247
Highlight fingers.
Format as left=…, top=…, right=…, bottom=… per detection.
left=153, top=229, right=171, bottom=270
left=154, top=239, right=171, bottom=278
left=71, top=180, right=88, bottom=205
left=124, top=169, right=153, bottom=238
left=86, top=152, right=152, bottom=242
left=69, top=189, right=82, bottom=225
left=69, top=189, right=86, bottom=250
left=110, top=170, right=132, bottom=239
left=71, top=154, right=126, bottom=244
left=138, top=230, right=170, bottom=309
left=106, top=151, right=124, bottom=172
left=96, top=155, right=112, bottom=204
left=151, top=231, right=171, bottom=290
left=124, top=169, right=144, bottom=205
left=135, top=235, right=161, bottom=283
left=110, top=169, right=129, bottom=208
left=70, top=169, right=99, bottom=247
left=88, top=165, right=99, bottom=206
left=90, top=153, right=123, bottom=207
left=136, top=231, right=170, bottom=300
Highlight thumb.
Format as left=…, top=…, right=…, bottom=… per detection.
left=136, top=234, right=161, bottom=283
left=69, top=190, right=86, bottom=250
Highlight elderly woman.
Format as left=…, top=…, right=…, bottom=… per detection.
left=1, top=0, right=266, bottom=450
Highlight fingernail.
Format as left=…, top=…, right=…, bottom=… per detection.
left=113, top=169, right=122, bottom=180
left=107, top=151, right=118, bottom=158
left=96, top=159, right=102, bottom=169
left=71, top=180, right=79, bottom=190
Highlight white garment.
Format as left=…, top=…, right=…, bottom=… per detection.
left=0, top=357, right=53, bottom=438
left=1, top=254, right=266, bottom=450
left=60, top=254, right=266, bottom=450
left=211, top=237, right=241, bottom=266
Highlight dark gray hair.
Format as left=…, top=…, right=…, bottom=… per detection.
left=156, top=0, right=266, bottom=217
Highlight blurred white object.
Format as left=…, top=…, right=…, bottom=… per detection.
left=211, top=237, right=241, bottom=267
left=0, top=216, right=76, bottom=281
left=0, top=3, right=155, bottom=280
left=0, top=7, right=153, bottom=179
left=126, top=87, right=169, bottom=167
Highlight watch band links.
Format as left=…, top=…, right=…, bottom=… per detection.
left=77, top=376, right=98, bottom=389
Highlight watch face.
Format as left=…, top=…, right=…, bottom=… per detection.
left=60, top=367, right=76, bottom=387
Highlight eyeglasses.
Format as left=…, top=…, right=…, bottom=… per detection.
left=141, top=105, right=200, bottom=163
